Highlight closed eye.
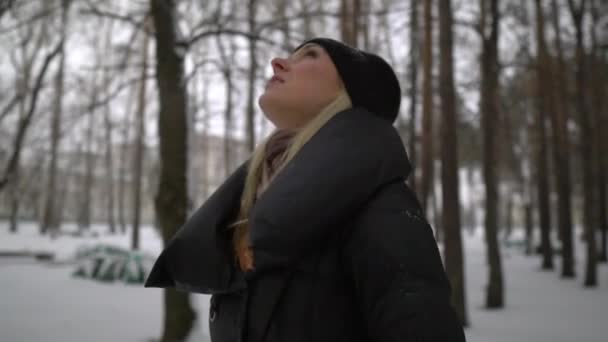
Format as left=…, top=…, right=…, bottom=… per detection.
left=304, top=49, right=318, bottom=58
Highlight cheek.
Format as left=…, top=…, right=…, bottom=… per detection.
left=293, top=65, right=340, bottom=103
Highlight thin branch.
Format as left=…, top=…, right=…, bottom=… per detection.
left=0, top=4, right=59, bottom=34
left=87, top=73, right=156, bottom=111
left=0, top=91, right=24, bottom=123
left=187, top=29, right=282, bottom=48
left=78, top=2, right=146, bottom=31
left=0, top=39, right=62, bottom=192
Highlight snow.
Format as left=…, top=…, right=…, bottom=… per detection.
left=0, top=222, right=212, bottom=342
left=463, top=228, right=608, bottom=342
left=1, top=221, right=607, bottom=342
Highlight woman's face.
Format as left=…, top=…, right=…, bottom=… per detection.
left=258, top=43, right=343, bottom=129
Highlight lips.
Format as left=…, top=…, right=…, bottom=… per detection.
left=266, top=75, right=285, bottom=88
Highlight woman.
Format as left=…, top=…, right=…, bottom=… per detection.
left=145, top=37, right=466, bottom=342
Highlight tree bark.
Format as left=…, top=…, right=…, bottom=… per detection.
left=79, top=73, right=97, bottom=232
left=299, top=0, right=314, bottom=39
left=117, top=84, right=136, bottom=235
left=479, top=0, right=504, bottom=309
left=42, top=1, right=70, bottom=236
left=549, top=0, right=575, bottom=276
left=102, top=17, right=116, bottom=235
left=246, top=0, right=258, bottom=152
left=590, top=0, right=607, bottom=263
left=360, top=0, right=370, bottom=50
left=150, top=0, right=196, bottom=340
left=340, top=0, right=360, bottom=47
left=533, top=0, right=554, bottom=270
left=419, top=0, right=434, bottom=213
left=438, top=0, right=468, bottom=326
left=216, top=35, right=235, bottom=177
left=568, top=0, right=597, bottom=287
left=407, top=0, right=419, bottom=194
left=132, top=18, right=150, bottom=251
left=276, top=0, right=292, bottom=49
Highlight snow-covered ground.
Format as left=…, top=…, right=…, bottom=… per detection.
left=1, top=221, right=607, bottom=342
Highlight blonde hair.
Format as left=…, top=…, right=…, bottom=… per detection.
left=229, top=89, right=353, bottom=270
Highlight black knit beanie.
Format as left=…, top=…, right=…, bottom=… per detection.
left=293, top=37, right=401, bottom=123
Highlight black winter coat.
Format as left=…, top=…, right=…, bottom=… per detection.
left=145, top=108, right=466, bottom=342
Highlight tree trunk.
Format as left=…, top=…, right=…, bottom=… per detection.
left=150, top=0, right=196, bottom=340
left=568, top=0, right=597, bottom=287
left=79, top=72, right=97, bottom=232
left=533, top=0, right=554, bottom=270
left=505, top=197, right=513, bottom=241
left=419, top=0, right=434, bottom=213
left=117, top=87, right=134, bottom=235
left=438, top=0, right=468, bottom=326
left=132, top=19, right=150, bottom=251
left=42, top=24, right=66, bottom=235
left=480, top=0, right=504, bottom=309
left=340, top=0, right=360, bottom=47
left=591, top=0, right=608, bottom=263
left=549, top=0, right=575, bottom=276
left=407, top=0, right=419, bottom=194
left=102, top=18, right=116, bottom=235
left=299, top=0, right=313, bottom=39
left=525, top=201, right=534, bottom=255
left=276, top=0, right=292, bottom=49
left=590, top=0, right=607, bottom=263
left=216, top=35, right=235, bottom=177
left=246, top=0, right=258, bottom=152
left=8, top=164, right=20, bottom=233
left=360, top=0, right=370, bottom=50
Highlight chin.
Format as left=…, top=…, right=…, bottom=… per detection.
left=259, top=94, right=284, bottom=128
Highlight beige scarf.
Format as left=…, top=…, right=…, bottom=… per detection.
left=237, top=129, right=297, bottom=272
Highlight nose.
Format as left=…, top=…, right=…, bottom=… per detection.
left=271, top=57, right=289, bottom=73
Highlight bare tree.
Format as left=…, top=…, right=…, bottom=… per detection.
left=419, top=0, right=434, bottom=213
left=360, top=0, right=370, bottom=50
left=480, top=0, right=504, bottom=309
left=150, top=0, right=196, bottom=339
left=298, top=0, right=314, bottom=39
left=42, top=0, right=71, bottom=236
left=101, top=17, right=117, bottom=235
left=549, top=0, right=575, bottom=276
left=438, top=0, right=468, bottom=326
left=340, top=0, right=361, bottom=47
left=215, top=32, right=236, bottom=177
left=533, top=0, right=554, bottom=271
left=407, top=0, right=419, bottom=195
left=246, top=0, right=258, bottom=151
left=78, top=72, right=98, bottom=232
left=590, top=0, right=607, bottom=263
left=0, top=41, right=62, bottom=193
left=132, top=16, right=151, bottom=250
left=568, top=0, right=597, bottom=287
left=6, top=7, right=45, bottom=232
left=275, top=0, right=292, bottom=48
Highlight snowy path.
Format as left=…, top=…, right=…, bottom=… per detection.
left=1, top=222, right=607, bottom=342
left=463, top=229, right=608, bottom=342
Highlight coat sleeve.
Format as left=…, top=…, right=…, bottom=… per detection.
left=341, top=185, right=466, bottom=341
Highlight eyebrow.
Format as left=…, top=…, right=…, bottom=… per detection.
left=291, top=44, right=319, bottom=59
